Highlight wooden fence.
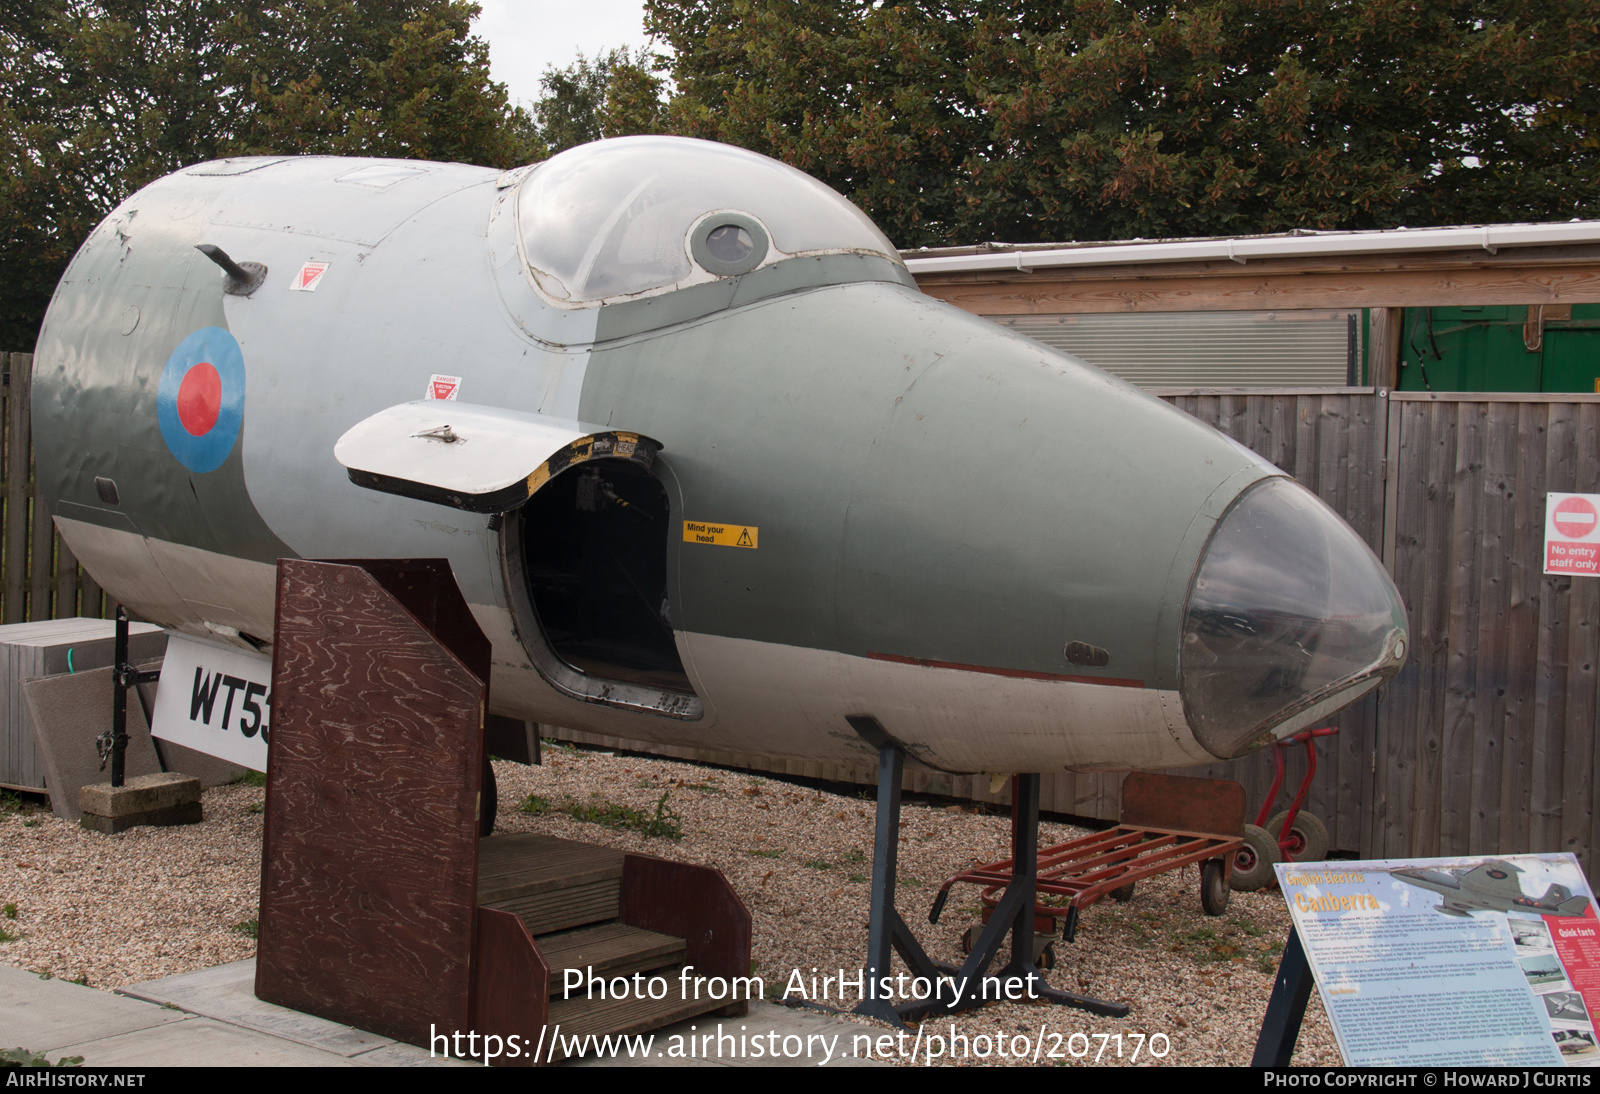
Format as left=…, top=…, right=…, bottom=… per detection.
left=0, top=352, right=112, bottom=625
left=6, top=340, right=1597, bottom=868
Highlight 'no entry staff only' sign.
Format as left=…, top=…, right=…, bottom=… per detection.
left=1545, top=493, right=1600, bottom=576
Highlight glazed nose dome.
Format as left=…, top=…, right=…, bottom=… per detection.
left=1179, top=476, right=1409, bottom=759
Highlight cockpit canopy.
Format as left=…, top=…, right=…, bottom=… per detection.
left=515, top=136, right=904, bottom=308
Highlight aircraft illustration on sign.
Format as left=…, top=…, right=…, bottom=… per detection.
left=31, top=136, right=1409, bottom=776
left=1389, top=860, right=1592, bottom=918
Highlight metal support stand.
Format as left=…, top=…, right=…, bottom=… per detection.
left=106, top=607, right=159, bottom=787
left=1252, top=927, right=1313, bottom=1066
left=852, top=730, right=1128, bottom=1026
left=853, top=740, right=947, bottom=1026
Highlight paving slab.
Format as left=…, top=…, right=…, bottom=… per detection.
left=120, top=960, right=396, bottom=1057
left=0, top=963, right=186, bottom=1051
left=6, top=958, right=881, bottom=1067
left=51, top=1017, right=366, bottom=1067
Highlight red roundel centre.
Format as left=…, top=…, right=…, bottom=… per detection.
left=176, top=363, right=222, bottom=436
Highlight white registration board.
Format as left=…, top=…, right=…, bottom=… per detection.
left=150, top=632, right=272, bottom=772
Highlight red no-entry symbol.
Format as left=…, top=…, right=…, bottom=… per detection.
left=1554, top=496, right=1599, bottom=540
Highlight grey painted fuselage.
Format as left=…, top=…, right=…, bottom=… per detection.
left=33, top=140, right=1409, bottom=774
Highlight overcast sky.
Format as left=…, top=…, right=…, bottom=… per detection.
left=473, top=1, right=656, bottom=110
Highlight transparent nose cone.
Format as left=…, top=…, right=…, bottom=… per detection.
left=1181, top=476, right=1409, bottom=759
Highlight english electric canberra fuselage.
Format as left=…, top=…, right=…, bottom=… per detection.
left=32, top=137, right=1410, bottom=774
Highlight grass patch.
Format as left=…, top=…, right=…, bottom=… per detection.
left=519, top=791, right=683, bottom=839
left=246, top=803, right=264, bottom=815
left=0, top=1047, right=83, bottom=1067
left=842, top=848, right=867, bottom=864
left=802, top=859, right=832, bottom=870
left=848, top=873, right=868, bottom=883
left=3, top=903, right=16, bottom=919
left=232, top=919, right=259, bottom=940
left=0, top=925, right=19, bottom=942
left=750, top=848, right=785, bottom=859
left=0, top=790, right=22, bottom=814
left=234, top=771, right=266, bottom=788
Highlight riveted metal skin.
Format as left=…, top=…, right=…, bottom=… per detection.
left=33, top=139, right=1408, bottom=774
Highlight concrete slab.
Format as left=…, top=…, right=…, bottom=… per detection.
left=51, top=1016, right=368, bottom=1067
left=120, top=960, right=399, bottom=1057
left=0, top=963, right=186, bottom=1050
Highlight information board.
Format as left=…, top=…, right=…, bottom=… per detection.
left=1277, top=854, right=1600, bottom=1066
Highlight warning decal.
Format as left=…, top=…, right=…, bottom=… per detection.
left=1545, top=493, right=1600, bottom=576
left=683, top=521, right=758, bottom=549
left=426, top=374, right=461, bottom=400
left=289, top=261, right=330, bottom=292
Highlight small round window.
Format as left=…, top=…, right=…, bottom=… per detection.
left=690, top=213, right=769, bottom=276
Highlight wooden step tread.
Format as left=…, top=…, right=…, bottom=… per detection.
left=546, top=977, right=731, bottom=1061
left=538, top=923, right=686, bottom=992
left=477, top=833, right=625, bottom=905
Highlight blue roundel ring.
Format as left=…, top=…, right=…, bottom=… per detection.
left=157, top=327, right=245, bottom=474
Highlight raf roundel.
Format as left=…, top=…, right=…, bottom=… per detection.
left=157, top=327, right=246, bottom=473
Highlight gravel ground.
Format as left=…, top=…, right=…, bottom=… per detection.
left=0, top=744, right=1341, bottom=1066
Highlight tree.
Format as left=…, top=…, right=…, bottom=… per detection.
left=0, top=1, right=539, bottom=349
left=645, top=1, right=1600, bottom=248
left=530, top=48, right=668, bottom=155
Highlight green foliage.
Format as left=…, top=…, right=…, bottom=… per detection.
left=3, top=903, right=17, bottom=919
left=0, top=1047, right=84, bottom=1067
left=234, top=771, right=267, bottom=788
left=233, top=918, right=258, bottom=939
left=0, top=0, right=541, bottom=349
left=647, top=0, right=1600, bottom=248
left=519, top=790, right=683, bottom=839
left=530, top=48, right=669, bottom=155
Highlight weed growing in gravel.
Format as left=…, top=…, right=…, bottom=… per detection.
left=21, top=819, right=38, bottom=828
left=246, top=803, right=263, bottom=815
left=842, top=849, right=866, bottom=864
left=802, top=859, right=832, bottom=870
left=518, top=791, right=683, bottom=839
left=233, top=919, right=259, bottom=939
left=0, top=924, right=19, bottom=943
left=3, top=903, right=16, bottom=918
left=233, top=771, right=266, bottom=788
left=750, top=848, right=784, bottom=859
left=0, top=1048, right=82, bottom=1067
left=848, top=873, right=867, bottom=883
left=0, top=790, right=21, bottom=814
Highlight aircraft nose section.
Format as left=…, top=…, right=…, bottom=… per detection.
left=1180, top=476, right=1409, bottom=760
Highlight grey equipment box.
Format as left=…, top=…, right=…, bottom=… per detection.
left=0, top=618, right=166, bottom=792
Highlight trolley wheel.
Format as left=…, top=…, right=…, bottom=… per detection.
left=1268, top=810, right=1329, bottom=864
left=1200, top=859, right=1230, bottom=915
left=960, top=927, right=973, bottom=955
left=1230, top=824, right=1282, bottom=891
left=1110, top=881, right=1137, bottom=902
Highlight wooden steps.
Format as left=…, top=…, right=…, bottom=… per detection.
left=477, top=833, right=730, bottom=1062
left=537, top=922, right=686, bottom=988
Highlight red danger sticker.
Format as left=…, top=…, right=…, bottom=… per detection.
left=290, top=261, right=330, bottom=292
left=427, top=374, right=461, bottom=400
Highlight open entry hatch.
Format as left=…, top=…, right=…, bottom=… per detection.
left=335, top=401, right=700, bottom=718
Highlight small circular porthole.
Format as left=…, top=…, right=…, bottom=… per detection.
left=689, top=213, right=769, bottom=276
